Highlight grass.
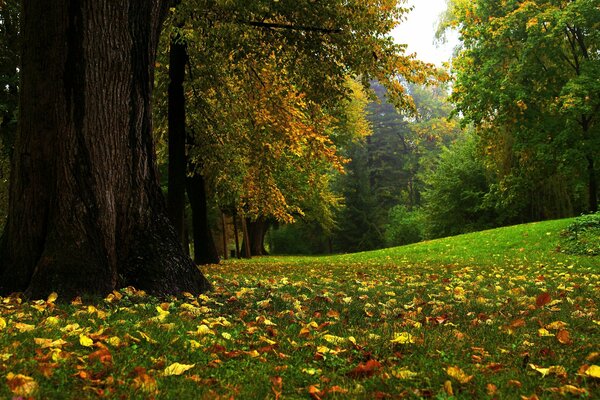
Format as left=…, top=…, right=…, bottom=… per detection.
left=0, top=217, right=598, bottom=399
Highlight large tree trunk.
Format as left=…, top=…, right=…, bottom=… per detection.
left=242, top=217, right=269, bottom=257
left=0, top=0, right=211, bottom=299
left=186, top=172, right=220, bottom=265
left=167, top=34, right=188, bottom=244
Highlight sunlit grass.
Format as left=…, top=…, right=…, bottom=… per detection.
left=0, top=218, right=598, bottom=398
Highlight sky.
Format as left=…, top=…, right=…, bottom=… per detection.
left=391, top=0, right=460, bottom=66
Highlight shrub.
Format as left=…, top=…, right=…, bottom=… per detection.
left=384, top=205, right=424, bottom=247
left=558, top=212, right=600, bottom=256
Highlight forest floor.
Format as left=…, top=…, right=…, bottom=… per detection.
left=0, top=218, right=598, bottom=399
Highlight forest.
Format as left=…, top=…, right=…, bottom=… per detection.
left=0, top=0, right=598, bottom=398
left=1, top=0, right=599, bottom=276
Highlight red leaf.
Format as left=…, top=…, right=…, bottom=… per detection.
left=536, top=292, right=551, bottom=307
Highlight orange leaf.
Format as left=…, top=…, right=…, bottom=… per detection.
left=536, top=292, right=551, bottom=307
left=556, top=329, right=571, bottom=345
left=346, top=359, right=382, bottom=378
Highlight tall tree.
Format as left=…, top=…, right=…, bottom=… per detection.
left=0, top=0, right=211, bottom=299
left=446, top=0, right=600, bottom=217
left=0, top=0, right=19, bottom=228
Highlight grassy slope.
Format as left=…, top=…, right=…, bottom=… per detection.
left=0, top=218, right=598, bottom=399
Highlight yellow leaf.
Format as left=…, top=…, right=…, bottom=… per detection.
left=34, top=338, right=67, bottom=349
left=221, top=332, right=232, bottom=340
left=0, top=317, right=6, bottom=330
left=108, top=336, right=121, bottom=347
left=164, top=362, right=195, bottom=376
left=47, top=292, right=58, bottom=303
left=559, top=385, right=588, bottom=395
left=528, top=364, right=567, bottom=378
left=137, top=331, right=157, bottom=344
left=537, top=328, right=554, bottom=337
left=392, top=368, right=418, bottom=379
left=14, top=323, right=35, bottom=332
left=390, top=332, right=416, bottom=344
left=189, top=340, right=202, bottom=349
left=194, top=324, right=214, bottom=335
left=584, top=365, right=600, bottom=379
left=444, top=380, right=454, bottom=396
left=348, top=336, right=357, bottom=346
left=79, top=334, right=94, bottom=347
left=317, top=345, right=332, bottom=354
left=323, top=334, right=346, bottom=345
left=447, top=366, right=474, bottom=384
left=44, top=316, right=60, bottom=325
left=0, top=353, right=12, bottom=361
left=6, top=373, right=38, bottom=396
left=302, top=368, right=321, bottom=375
left=546, top=321, right=568, bottom=330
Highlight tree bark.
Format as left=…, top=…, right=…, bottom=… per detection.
left=221, top=212, right=228, bottom=260
left=241, top=217, right=251, bottom=259
left=232, top=212, right=240, bottom=258
left=186, top=172, right=220, bottom=265
left=167, top=34, right=188, bottom=244
left=0, top=0, right=211, bottom=299
left=242, top=217, right=269, bottom=256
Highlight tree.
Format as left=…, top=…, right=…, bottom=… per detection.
left=0, top=0, right=211, bottom=299
left=153, top=0, right=440, bottom=259
left=0, top=0, right=19, bottom=229
left=445, top=0, right=600, bottom=217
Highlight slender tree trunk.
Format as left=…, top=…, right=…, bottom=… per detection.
left=0, top=0, right=211, bottom=299
left=233, top=212, right=240, bottom=258
left=588, top=155, right=598, bottom=212
left=241, top=217, right=251, bottom=259
left=186, top=172, right=220, bottom=265
left=167, top=34, right=188, bottom=244
left=221, top=212, right=228, bottom=260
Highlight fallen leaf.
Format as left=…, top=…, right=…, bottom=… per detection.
left=47, top=292, right=58, bottom=303
left=536, top=292, right=551, bottom=307
left=584, top=364, right=600, bottom=379
left=390, top=332, right=416, bottom=344
left=556, top=329, right=571, bottom=345
left=322, top=334, right=346, bottom=345
left=347, top=359, right=382, bottom=378
left=486, top=383, right=497, bottom=395
left=528, top=363, right=567, bottom=378
left=443, top=380, right=454, bottom=396
left=0, top=317, right=6, bottom=330
left=79, top=334, right=94, bottom=347
left=391, top=368, right=418, bottom=380
left=559, top=385, right=588, bottom=396
left=164, top=362, right=195, bottom=376
left=446, top=366, right=473, bottom=384
left=6, top=373, right=38, bottom=396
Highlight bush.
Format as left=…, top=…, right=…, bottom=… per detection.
left=558, top=212, right=600, bottom=256
left=384, top=205, right=424, bottom=247
left=421, top=135, right=498, bottom=239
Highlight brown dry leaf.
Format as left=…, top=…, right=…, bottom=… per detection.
left=270, top=376, right=283, bottom=400
left=6, top=373, right=38, bottom=396
left=536, top=292, right=551, bottom=307
left=508, top=380, right=522, bottom=388
left=510, top=318, right=526, bottom=329
left=486, top=383, right=497, bottom=396
left=308, top=385, right=324, bottom=400
left=132, top=367, right=158, bottom=394
left=446, top=366, right=474, bottom=384
left=556, top=329, right=571, bottom=345
left=346, top=359, right=382, bottom=378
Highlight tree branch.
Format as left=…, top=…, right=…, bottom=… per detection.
left=237, top=20, right=342, bottom=34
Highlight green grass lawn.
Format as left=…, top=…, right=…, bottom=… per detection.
left=1, top=218, right=598, bottom=399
